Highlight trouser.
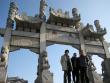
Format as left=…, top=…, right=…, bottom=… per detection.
left=64, top=70, right=71, bottom=83
left=80, top=67, right=89, bottom=83
left=72, top=69, right=79, bottom=83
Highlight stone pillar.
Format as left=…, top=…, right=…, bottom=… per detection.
left=101, top=41, right=110, bottom=83
left=0, top=2, right=18, bottom=83
left=35, top=23, right=53, bottom=83
left=0, top=28, right=12, bottom=83
left=79, top=23, right=86, bottom=55
left=94, top=20, right=110, bottom=83
left=102, top=59, right=110, bottom=83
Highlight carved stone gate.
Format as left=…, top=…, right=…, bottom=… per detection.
left=0, top=1, right=110, bottom=83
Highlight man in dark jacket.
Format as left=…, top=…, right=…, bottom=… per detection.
left=71, top=53, right=80, bottom=83
left=79, top=50, right=89, bottom=83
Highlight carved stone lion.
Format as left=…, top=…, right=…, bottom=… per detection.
left=0, top=46, right=9, bottom=62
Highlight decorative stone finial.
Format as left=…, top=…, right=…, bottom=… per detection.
left=94, top=20, right=101, bottom=31
left=39, top=0, right=47, bottom=21
left=72, top=8, right=78, bottom=16
left=72, top=8, right=81, bottom=29
left=65, top=11, right=69, bottom=18
left=9, top=2, right=18, bottom=19
left=94, top=20, right=106, bottom=35
left=6, top=2, right=18, bottom=28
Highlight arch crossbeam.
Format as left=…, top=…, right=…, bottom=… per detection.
left=0, top=24, right=108, bottom=56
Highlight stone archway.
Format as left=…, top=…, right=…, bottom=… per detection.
left=0, top=1, right=110, bottom=83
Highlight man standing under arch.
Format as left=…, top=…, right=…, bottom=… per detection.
left=61, top=50, right=73, bottom=83
left=71, top=53, right=80, bottom=83
left=79, top=49, right=89, bottom=83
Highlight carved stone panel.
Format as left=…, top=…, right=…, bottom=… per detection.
left=11, top=36, right=40, bottom=48
left=46, top=30, right=80, bottom=46
left=46, top=24, right=77, bottom=33
left=85, top=45, right=105, bottom=55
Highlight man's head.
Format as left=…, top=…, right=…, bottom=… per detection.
left=65, top=50, right=69, bottom=55
left=73, top=53, right=77, bottom=57
left=79, top=49, right=84, bottom=56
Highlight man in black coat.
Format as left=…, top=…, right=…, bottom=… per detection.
left=79, top=50, right=89, bottom=83
left=71, top=53, right=80, bottom=83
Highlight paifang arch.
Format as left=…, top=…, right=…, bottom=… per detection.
left=0, top=1, right=110, bottom=83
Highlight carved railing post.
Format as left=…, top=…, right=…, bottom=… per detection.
left=35, top=23, right=53, bottom=83
left=0, top=2, right=18, bottom=83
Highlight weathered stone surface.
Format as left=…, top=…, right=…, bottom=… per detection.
left=11, top=36, right=40, bottom=48
left=0, top=1, right=110, bottom=83
left=6, top=2, right=18, bottom=28
left=42, top=70, right=53, bottom=83
left=102, top=59, right=110, bottom=83
left=35, top=23, right=53, bottom=83
left=0, top=66, right=7, bottom=83
left=39, top=0, right=47, bottom=21
left=92, top=71, right=103, bottom=83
